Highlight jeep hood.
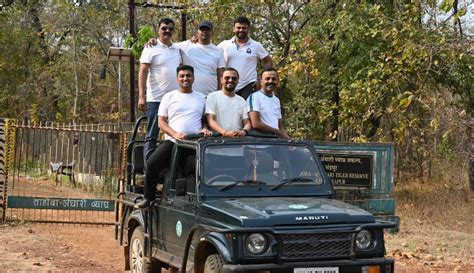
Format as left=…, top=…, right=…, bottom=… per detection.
left=201, top=197, right=374, bottom=227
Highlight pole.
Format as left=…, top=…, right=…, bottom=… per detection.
left=129, top=0, right=136, bottom=122
left=118, top=62, right=122, bottom=123
left=181, top=11, right=186, bottom=41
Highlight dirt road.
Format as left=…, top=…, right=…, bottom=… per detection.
left=0, top=222, right=123, bottom=272
left=1, top=220, right=472, bottom=272
left=1, top=178, right=472, bottom=272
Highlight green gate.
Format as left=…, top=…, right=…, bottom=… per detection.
left=1, top=119, right=130, bottom=225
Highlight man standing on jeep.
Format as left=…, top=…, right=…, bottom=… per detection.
left=138, top=18, right=182, bottom=162
left=145, top=20, right=225, bottom=96
left=135, top=65, right=212, bottom=209
left=218, top=16, right=273, bottom=99
left=206, top=67, right=252, bottom=137
left=247, top=68, right=289, bottom=139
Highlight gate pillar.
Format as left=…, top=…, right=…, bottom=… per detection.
left=0, top=118, right=16, bottom=222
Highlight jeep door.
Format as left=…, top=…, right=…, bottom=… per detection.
left=160, top=146, right=198, bottom=259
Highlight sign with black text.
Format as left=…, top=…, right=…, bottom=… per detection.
left=318, top=153, right=373, bottom=187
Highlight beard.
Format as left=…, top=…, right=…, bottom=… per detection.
left=235, top=31, right=247, bottom=39
left=224, top=83, right=236, bottom=92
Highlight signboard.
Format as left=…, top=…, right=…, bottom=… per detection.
left=318, top=153, right=373, bottom=187
left=7, top=196, right=114, bottom=212
left=313, top=141, right=398, bottom=225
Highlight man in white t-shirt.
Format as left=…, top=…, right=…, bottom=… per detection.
left=178, top=21, right=225, bottom=96
left=135, top=65, right=212, bottom=209
left=247, top=68, right=289, bottom=139
left=147, top=20, right=225, bottom=96
left=138, top=18, right=181, bottom=161
left=218, top=16, right=273, bottom=99
left=206, top=68, right=252, bottom=137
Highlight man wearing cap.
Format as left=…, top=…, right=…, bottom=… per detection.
left=147, top=20, right=225, bottom=96
left=218, top=16, right=274, bottom=100
left=138, top=18, right=182, bottom=161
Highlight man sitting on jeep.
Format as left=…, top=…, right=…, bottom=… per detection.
left=247, top=68, right=289, bottom=139
left=135, top=65, right=212, bottom=209
left=205, top=67, right=252, bottom=138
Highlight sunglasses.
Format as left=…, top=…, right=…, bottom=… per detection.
left=161, top=26, right=175, bottom=31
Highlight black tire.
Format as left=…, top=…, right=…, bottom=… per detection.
left=130, top=226, right=162, bottom=273
left=203, top=254, right=224, bottom=273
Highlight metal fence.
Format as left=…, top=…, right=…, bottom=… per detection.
left=3, top=120, right=140, bottom=224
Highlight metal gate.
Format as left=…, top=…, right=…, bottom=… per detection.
left=1, top=119, right=130, bottom=225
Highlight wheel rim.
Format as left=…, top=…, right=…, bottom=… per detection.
left=131, top=237, right=143, bottom=273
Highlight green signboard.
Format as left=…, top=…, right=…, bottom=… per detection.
left=7, top=196, right=114, bottom=212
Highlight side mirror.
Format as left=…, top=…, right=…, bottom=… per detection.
left=176, top=178, right=187, bottom=196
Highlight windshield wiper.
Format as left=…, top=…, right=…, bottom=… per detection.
left=271, top=177, right=314, bottom=191
left=219, top=180, right=267, bottom=192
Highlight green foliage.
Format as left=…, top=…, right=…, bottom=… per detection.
left=440, top=0, right=455, bottom=12
left=0, top=0, right=472, bottom=182
left=0, top=1, right=128, bottom=123
left=280, top=2, right=472, bottom=178
left=124, top=25, right=155, bottom=57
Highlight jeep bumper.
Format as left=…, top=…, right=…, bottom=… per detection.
left=222, top=257, right=394, bottom=273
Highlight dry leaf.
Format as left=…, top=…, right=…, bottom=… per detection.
left=424, top=254, right=434, bottom=261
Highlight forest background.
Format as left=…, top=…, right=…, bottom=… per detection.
left=0, top=0, right=472, bottom=189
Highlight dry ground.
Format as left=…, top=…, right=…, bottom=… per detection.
left=0, top=178, right=472, bottom=272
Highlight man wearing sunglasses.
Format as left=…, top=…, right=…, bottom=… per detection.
left=138, top=18, right=182, bottom=162
left=146, top=20, right=225, bottom=97
left=206, top=67, right=252, bottom=138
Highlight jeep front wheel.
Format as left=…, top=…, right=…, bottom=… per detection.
left=204, top=254, right=224, bottom=273
left=130, top=226, right=161, bottom=273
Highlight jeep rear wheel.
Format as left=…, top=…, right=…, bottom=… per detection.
left=130, top=226, right=162, bottom=273
left=204, top=254, right=224, bottom=273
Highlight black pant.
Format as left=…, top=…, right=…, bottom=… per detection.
left=236, top=82, right=256, bottom=100
left=144, top=140, right=174, bottom=200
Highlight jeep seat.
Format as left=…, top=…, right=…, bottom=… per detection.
left=131, top=144, right=145, bottom=185
left=183, top=155, right=196, bottom=193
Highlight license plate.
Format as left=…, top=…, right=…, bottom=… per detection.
left=294, top=267, right=339, bottom=273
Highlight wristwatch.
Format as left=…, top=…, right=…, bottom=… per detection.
left=243, top=128, right=249, bottom=135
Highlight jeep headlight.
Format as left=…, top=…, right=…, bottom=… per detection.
left=356, top=230, right=374, bottom=250
left=245, top=233, right=267, bottom=255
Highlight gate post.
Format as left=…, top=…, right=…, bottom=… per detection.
left=0, top=118, right=16, bottom=222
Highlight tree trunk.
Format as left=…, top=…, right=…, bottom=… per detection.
left=327, top=1, right=339, bottom=141
left=72, top=30, right=80, bottom=123
left=453, top=0, right=463, bottom=35
left=469, top=117, right=474, bottom=192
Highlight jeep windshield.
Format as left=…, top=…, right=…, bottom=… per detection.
left=202, top=144, right=325, bottom=194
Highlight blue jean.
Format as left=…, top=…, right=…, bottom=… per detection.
left=144, top=101, right=160, bottom=162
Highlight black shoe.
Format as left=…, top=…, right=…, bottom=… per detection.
left=134, top=198, right=152, bottom=209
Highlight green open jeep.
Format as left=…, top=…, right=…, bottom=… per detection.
left=115, top=118, right=396, bottom=273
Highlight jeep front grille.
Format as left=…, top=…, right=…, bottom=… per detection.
left=280, top=233, right=352, bottom=259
